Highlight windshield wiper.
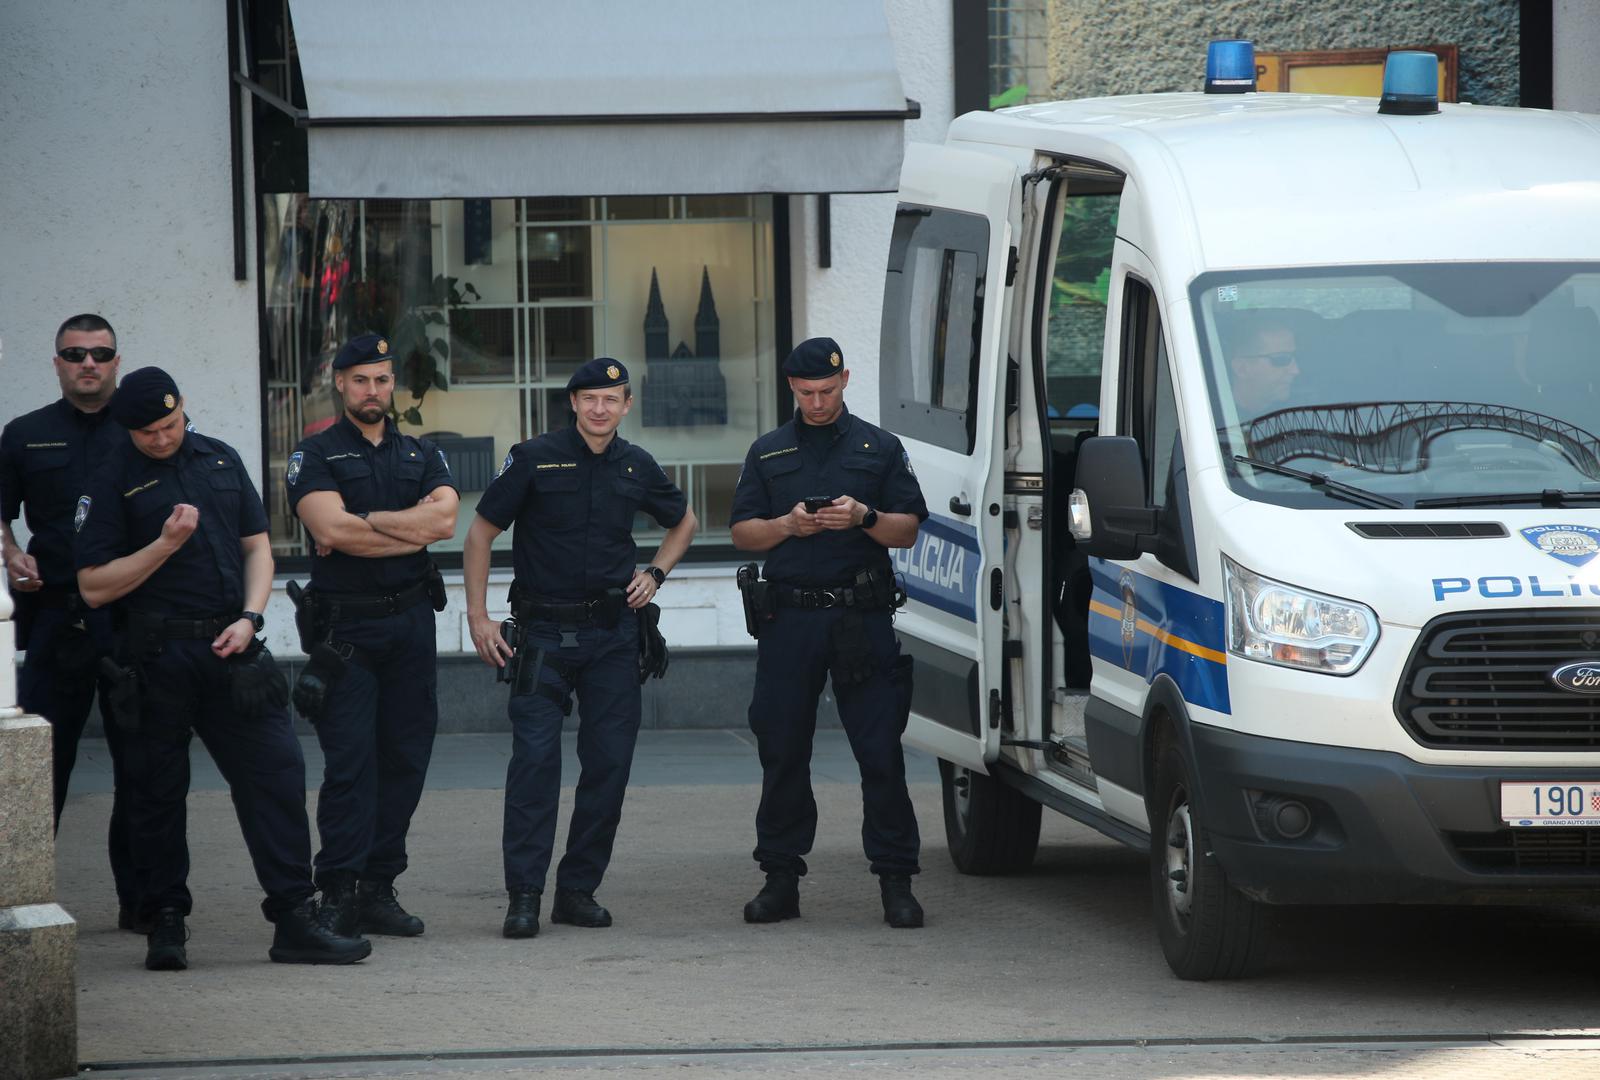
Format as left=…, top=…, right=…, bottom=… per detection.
left=1413, top=489, right=1600, bottom=509
left=1231, top=455, right=1404, bottom=509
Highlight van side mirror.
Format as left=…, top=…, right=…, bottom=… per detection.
left=1068, top=436, right=1158, bottom=560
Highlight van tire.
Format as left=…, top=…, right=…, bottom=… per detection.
left=939, top=759, right=1042, bottom=875
left=1149, top=736, right=1263, bottom=980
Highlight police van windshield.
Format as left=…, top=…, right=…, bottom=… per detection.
left=1194, top=264, right=1600, bottom=509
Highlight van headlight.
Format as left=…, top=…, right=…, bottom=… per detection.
left=1223, top=555, right=1378, bottom=676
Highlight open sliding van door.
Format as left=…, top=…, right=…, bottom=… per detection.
left=880, top=142, right=1019, bottom=771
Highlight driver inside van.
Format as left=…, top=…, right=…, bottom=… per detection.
left=1222, top=311, right=1300, bottom=418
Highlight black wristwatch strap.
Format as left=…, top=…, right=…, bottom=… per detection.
left=860, top=507, right=879, bottom=530
left=645, top=565, right=666, bottom=586
left=242, top=610, right=265, bottom=632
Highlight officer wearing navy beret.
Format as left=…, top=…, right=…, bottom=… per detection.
left=0, top=314, right=137, bottom=929
left=729, top=337, right=929, bottom=928
left=75, top=367, right=369, bottom=970
left=464, top=357, right=697, bottom=938
left=287, top=332, right=459, bottom=942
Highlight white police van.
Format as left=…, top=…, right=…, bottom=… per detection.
left=880, top=43, right=1600, bottom=979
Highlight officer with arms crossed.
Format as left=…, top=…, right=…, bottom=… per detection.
left=75, top=367, right=370, bottom=970
left=730, top=337, right=928, bottom=928
left=464, top=358, right=696, bottom=939
left=0, top=314, right=139, bottom=929
left=286, top=333, right=458, bottom=940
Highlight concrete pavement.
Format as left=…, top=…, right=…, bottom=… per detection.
left=55, top=731, right=1600, bottom=1079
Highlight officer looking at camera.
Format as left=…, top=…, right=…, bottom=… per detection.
left=286, top=333, right=457, bottom=942
left=464, top=357, right=696, bottom=940
left=730, top=337, right=928, bottom=929
left=75, top=367, right=370, bottom=971
left=0, top=313, right=139, bottom=930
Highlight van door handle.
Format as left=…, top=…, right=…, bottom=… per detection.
left=949, top=496, right=972, bottom=516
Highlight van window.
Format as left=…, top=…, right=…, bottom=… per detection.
left=880, top=205, right=988, bottom=454
left=1194, top=263, right=1600, bottom=508
left=1046, top=189, right=1119, bottom=423
left=1119, top=277, right=1180, bottom=506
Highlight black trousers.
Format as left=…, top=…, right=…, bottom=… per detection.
left=18, top=605, right=137, bottom=909
left=125, top=638, right=315, bottom=921
left=311, top=602, right=439, bottom=885
left=746, top=606, right=920, bottom=877
left=502, top=610, right=640, bottom=894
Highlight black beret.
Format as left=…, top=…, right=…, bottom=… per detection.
left=109, top=367, right=182, bottom=429
left=566, top=357, right=629, bottom=393
left=782, top=337, right=845, bottom=379
left=333, top=332, right=397, bottom=371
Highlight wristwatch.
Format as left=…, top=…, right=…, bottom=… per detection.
left=644, top=565, right=667, bottom=587
left=241, top=610, right=265, bottom=633
left=860, top=507, right=880, bottom=530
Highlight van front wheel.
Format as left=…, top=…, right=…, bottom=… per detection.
left=1150, top=738, right=1262, bottom=979
left=939, top=759, right=1041, bottom=874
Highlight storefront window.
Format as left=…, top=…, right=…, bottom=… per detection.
left=262, top=194, right=778, bottom=558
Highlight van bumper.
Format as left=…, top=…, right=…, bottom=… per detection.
left=1189, top=722, right=1600, bottom=905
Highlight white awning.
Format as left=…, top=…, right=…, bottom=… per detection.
left=282, top=0, right=918, bottom=199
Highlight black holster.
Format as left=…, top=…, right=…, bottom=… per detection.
left=637, top=602, right=669, bottom=683
left=426, top=563, right=448, bottom=612
left=736, top=562, right=777, bottom=640
left=828, top=611, right=878, bottom=688
left=286, top=580, right=323, bottom=653
left=498, top=617, right=574, bottom=715
left=98, top=656, right=142, bottom=733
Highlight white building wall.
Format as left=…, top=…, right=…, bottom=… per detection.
left=0, top=1, right=260, bottom=487
left=1554, top=0, right=1600, bottom=113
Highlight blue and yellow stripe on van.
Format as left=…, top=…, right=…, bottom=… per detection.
left=1086, top=560, right=1231, bottom=715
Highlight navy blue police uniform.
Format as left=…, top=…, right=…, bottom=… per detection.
left=729, top=339, right=928, bottom=888
left=73, top=369, right=339, bottom=959
left=475, top=358, right=686, bottom=905
left=286, top=333, right=455, bottom=923
left=0, top=395, right=136, bottom=908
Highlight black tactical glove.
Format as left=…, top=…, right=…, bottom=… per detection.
left=231, top=638, right=289, bottom=717
left=637, top=602, right=669, bottom=683
left=292, top=642, right=346, bottom=723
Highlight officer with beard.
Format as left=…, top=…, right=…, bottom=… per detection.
left=0, top=313, right=139, bottom=930
left=287, top=333, right=458, bottom=941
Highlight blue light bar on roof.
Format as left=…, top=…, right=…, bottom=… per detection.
left=1204, top=39, right=1256, bottom=94
left=1378, top=51, right=1440, bottom=115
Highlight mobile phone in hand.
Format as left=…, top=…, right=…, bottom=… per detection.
left=803, top=496, right=836, bottom=514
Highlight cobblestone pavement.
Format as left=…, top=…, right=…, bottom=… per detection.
left=55, top=733, right=1600, bottom=1079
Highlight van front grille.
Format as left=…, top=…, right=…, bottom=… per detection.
left=1395, top=609, right=1600, bottom=749
left=1449, top=828, right=1600, bottom=870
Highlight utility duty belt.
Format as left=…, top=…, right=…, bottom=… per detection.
left=318, top=574, right=443, bottom=622
left=736, top=564, right=905, bottom=639
left=126, top=610, right=238, bottom=641
left=509, top=581, right=625, bottom=631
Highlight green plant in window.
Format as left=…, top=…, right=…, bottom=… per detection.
left=351, top=272, right=481, bottom=426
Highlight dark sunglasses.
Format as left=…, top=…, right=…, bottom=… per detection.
left=1243, top=350, right=1297, bottom=368
left=58, top=346, right=117, bottom=364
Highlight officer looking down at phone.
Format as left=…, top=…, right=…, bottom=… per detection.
left=730, top=337, right=928, bottom=928
left=285, top=333, right=458, bottom=943
left=464, top=357, right=696, bottom=940
left=74, top=367, right=369, bottom=971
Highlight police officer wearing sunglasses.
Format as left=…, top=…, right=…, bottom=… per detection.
left=464, top=358, right=696, bottom=939
left=75, top=368, right=370, bottom=970
left=0, top=313, right=140, bottom=930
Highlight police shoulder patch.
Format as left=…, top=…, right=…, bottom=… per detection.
left=286, top=450, right=304, bottom=487
left=437, top=448, right=450, bottom=472
left=902, top=450, right=915, bottom=477
left=74, top=495, right=91, bottom=532
left=497, top=450, right=515, bottom=478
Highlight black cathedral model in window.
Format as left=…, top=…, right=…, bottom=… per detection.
left=641, top=266, right=729, bottom=427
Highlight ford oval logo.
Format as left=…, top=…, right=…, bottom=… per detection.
left=1550, top=661, right=1600, bottom=694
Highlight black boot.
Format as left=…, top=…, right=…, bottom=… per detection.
left=502, top=887, right=541, bottom=939
left=144, top=908, right=188, bottom=971
left=356, top=878, right=424, bottom=937
left=269, top=897, right=372, bottom=965
left=550, top=887, right=612, bottom=928
left=316, top=871, right=358, bottom=938
left=743, top=872, right=800, bottom=923
left=879, top=874, right=924, bottom=929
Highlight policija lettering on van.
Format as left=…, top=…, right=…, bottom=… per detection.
left=1434, top=576, right=1600, bottom=601
left=890, top=516, right=981, bottom=620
